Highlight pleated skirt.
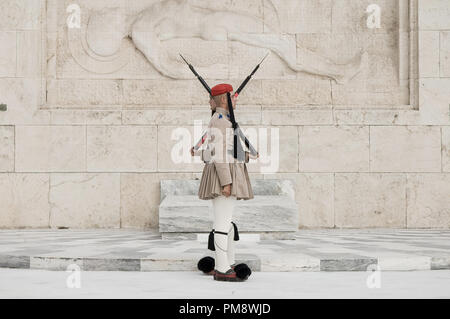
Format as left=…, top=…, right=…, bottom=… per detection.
left=198, top=162, right=254, bottom=200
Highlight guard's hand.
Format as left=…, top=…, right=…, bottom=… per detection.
left=190, top=147, right=195, bottom=157
left=222, top=184, right=231, bottom=197
left=247, top=152, right=259, bottom=161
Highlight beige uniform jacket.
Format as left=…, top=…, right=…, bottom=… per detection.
left=194, top=106, right=255, bottom=200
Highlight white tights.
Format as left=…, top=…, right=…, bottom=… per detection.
left=212, top=195, right=237, bottom=273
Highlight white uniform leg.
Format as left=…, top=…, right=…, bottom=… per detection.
left=212, top=195, right=237, bottom=273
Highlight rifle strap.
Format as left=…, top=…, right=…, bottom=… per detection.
left=227, top=92, right=245, bottom=162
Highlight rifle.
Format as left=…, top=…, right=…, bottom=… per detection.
left=179, top=54, right=211, bottom=95
left=229, top=53, right=269, bottom=157
left=182, top=53, right=268, bottom=156
left=234, top=52, right=269, bottom=98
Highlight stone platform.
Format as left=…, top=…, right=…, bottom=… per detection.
left=0, top=229, right=449, bottom=272
left=159, top=179, right=299, bottom=239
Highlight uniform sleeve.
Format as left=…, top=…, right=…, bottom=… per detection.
left=192, top=126, right=212, bottom=162
left=211, top=118, right=232, bottom=186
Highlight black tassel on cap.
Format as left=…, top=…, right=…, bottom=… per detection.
left=208, top=229, right=215, bottom=251
left=231, top=222, right=239, bottom=241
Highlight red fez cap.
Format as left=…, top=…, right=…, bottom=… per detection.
left=211, top=83, right=233, bottom=97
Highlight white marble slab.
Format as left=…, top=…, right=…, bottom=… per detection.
left=159, top=195, right=298, bottom=233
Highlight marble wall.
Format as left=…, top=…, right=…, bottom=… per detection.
left=0, top=0, right=449, bottom=229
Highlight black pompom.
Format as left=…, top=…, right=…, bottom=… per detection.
left=234, top=263, right=252, bottom=280
left=197, top=256, right=215, bottom=273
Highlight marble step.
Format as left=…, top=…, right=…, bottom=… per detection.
left=2, top=229, right=449, bottom=272
left=159, top=195, right=299, bottom=233
left=161, top=232, right=296, bottom=240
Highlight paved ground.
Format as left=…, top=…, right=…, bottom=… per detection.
left=0, top=229, right=450, bottom=272
left=1, top=269, right=449, bottom=299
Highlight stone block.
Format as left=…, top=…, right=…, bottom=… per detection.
left=264, top=173, right=334, bottom=228
left=260, top=253, right=321, bottom=272
left=83, top=258, right=140, bottom=271
left=406, top=173, right=450, bottom=228
left=120, top=173, right=194, bottom=229
left=0, top=32, right=16, bottom=77
left=47, top=79, right=122, bottom=107
left=333, top=109, right=422, bottom=126
left=419, top=79, right=450, bottom=125
left=0, top=255, right=30, bottom=269
left=123, top=80, right=192, bottom=105
left=17, top=30, right=42, bottom=77
left=377, top=255, right=431, bottom=271
left=49, top=173, right=120, bottom=228
left=87, top=126, right=157, bottom=172
left=431, top=257, right=450, bottom=270
left=50, top=110, right=122, bottom=125
left=0, top=0, right=41, bottom=30
left=370, top=126, right=441, bottom=172
left=299, top=126, right=369, bottom=172
left=320, top=258, right=378, bottom=271
left=0, top=79, right=48, bottom=125
left=443, top=127, right=450, bottom=172
left=140, top=257, right=199, bottom=272
left=262, top=79, right=332, bottom=105
left=0, top=173, right=50, bottom=228
left=331, top=82, right=410, bottom=106
left=441, top=32, right=450, bottom=77
left=334, top=173, right=407, bottom=228
left=262, top=106, right=333, bottom=126
left=419, top=31, right=440, bottom=77
left=418, top=0, right=450, bottom=30
left=15, top=126, right=86, bottom=172
left=122, top=108, right=192, bottom=125
left=296, top=173, right=334, bottom=228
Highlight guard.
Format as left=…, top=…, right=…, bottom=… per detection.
left=191, top=83, right=257, bottom=281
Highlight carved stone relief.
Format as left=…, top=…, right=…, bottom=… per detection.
left=46, top=0, right=418, bottom=107
left=70, top=0, right=365, bottom=84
